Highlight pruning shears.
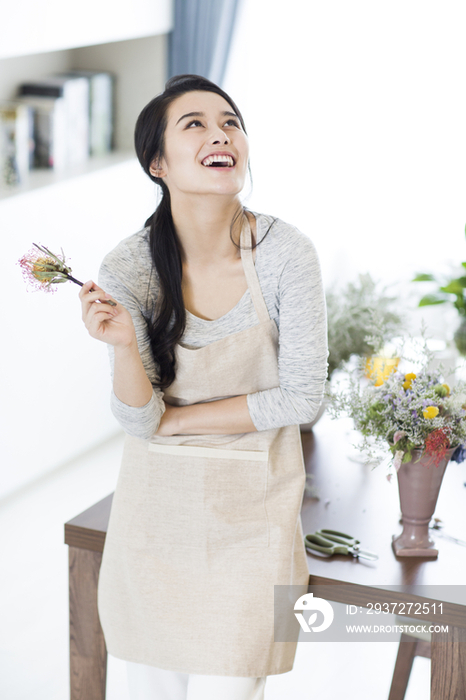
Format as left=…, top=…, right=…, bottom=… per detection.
left=304, top=529, right=379, bottom=561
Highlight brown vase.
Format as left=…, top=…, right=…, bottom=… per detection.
left=392, top=447, right=455, bottom=558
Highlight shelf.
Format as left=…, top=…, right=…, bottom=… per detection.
left=0, top=0, right=173, bottom=60
left=0, top=150, right=136, bottom=200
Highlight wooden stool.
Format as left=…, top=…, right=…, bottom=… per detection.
left=388, top=616, right=431, bottom=700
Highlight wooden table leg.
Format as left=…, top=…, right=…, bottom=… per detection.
left=431, top=625, right=466, bottom=700
left=69, top=546, right=107, bottom=700
left=388, top=634, right=418, bottom=700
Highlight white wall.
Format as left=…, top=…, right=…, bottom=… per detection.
left=224, top=0, right=466, bottom=342
left=0, top=3, right=171, bottom=500
left=0, top=50, right=75, bottom=101
left=1, top=159, right=159, bottom=500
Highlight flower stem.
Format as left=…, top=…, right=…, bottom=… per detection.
left=66, top=273, right=117, bottom=306
left=66, top=273, right=84, bottom=287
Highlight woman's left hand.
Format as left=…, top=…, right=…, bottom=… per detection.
left=155, top=402, right=180, bottom=436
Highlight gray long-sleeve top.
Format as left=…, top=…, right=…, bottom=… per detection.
left=98, top=211, right=328, bottom=439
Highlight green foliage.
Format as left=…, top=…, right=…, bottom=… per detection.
left=418, top=294, right=447, bottom=307
left=412, top=224, right=466, bottom=317
left=412, top=273, right=436, bottom=282
left=454, top=318, right=466, bottom=355
left=326, top=273, right=404, bottom=378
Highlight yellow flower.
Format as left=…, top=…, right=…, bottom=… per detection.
left=365, top=356, right=400, bottom=386
left=403, top=373, right=417, bottom=390
left=423, top=406, right=439, bottom=419
left=442, top=383, right=450, bottom=396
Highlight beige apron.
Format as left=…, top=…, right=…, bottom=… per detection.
left=97, top=219, right=310, bottom=677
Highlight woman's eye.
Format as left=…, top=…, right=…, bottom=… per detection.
left=185, top=118, right=240, bottom=129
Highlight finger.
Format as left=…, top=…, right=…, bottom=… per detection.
left=78, top=279, right=99, bottom=300
left=86, top=309, right=115, bottom=328
left=83, top=300, right=117, bottom=327
left=86, top=318, right=115, bottom=340
left=82, top=290, right=113, bottom=305
left=80, top=291, right=115, bottom=320
left=81, top=295, right=101, bottom=322
left=102, top=292, right=117, bottom=307
left=85, top=307, right=118, bottom=333
left=85, top=297, right=119, bottom=320
left=85, top=297, right=119, bottom=315
left=79, top=280, right=117, bottom=305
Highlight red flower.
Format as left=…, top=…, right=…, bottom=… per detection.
left=425, top=427, right=451, bottom=466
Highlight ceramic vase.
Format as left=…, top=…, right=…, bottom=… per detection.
left=392, top=447, right=455, bottom=558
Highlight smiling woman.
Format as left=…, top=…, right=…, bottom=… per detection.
left=78, top=74, right=328, bottom=700
left=150, top=90, right=249, bottom=204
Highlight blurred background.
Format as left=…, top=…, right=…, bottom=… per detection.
left=1, top=1, right=465, bottom=698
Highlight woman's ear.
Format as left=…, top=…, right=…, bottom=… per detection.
left=149, top=159, right=166, bottom=178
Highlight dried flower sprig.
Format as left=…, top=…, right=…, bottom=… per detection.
left=19, top=243, right=78, bottom=290
left=18, top=243, right=116, bottom=305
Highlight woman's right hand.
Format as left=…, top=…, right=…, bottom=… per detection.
left=79, top=280, right=137, bottom=349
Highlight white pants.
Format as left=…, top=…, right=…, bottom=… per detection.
left=126, top=660, right=267, bottom=700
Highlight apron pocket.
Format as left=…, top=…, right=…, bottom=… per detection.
left=146, top=443, right=270, bottom=550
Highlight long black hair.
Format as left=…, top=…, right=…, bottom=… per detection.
left=134, top=74, right=271, bottom=390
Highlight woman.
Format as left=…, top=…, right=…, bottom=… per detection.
left=80, top=74, right=328, bottom=700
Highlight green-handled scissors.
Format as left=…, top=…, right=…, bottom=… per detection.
left=304, top=529, right=378, bottom=561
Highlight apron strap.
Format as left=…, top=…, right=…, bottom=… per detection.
left=240, top=216, right=271, bottom=324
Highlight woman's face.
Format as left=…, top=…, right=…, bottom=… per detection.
left=151, top=90, right=249, bottom=199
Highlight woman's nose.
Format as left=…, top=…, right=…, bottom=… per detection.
left=208, top=127, right=230, bottom=145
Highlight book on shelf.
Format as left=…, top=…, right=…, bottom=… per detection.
left=0, top=101, right=33, bottom=190
left=16, top=95, right=67, bottom=171
left=18, top=75, right=89, bottom=167
left=58, top=70, right=115, bottom=156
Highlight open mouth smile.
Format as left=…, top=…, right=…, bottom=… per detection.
left=201, top=154, right=236, bottom=168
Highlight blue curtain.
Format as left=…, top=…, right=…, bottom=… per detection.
left=168, top=0, right=242, bottom=86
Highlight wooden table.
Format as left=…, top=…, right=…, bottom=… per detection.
left=301, top=415, right=466, bottom=699
left=64, top=416, right=466, bottom=699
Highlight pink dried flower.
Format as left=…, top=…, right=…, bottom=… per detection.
left=18, top=243, right=75, bottom=293
left=393, top=430, right=407, bottom=444
left=17, top=243, right=116, bottom=305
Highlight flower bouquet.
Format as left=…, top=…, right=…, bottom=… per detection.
left=327, top=358, right=466, bottom=469
left=327, top=342, right=466, bottom=557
